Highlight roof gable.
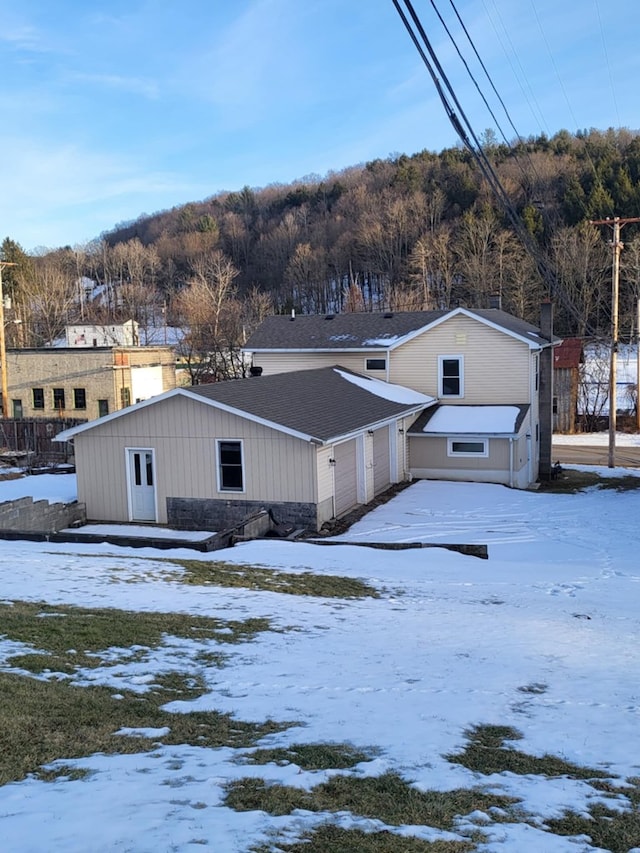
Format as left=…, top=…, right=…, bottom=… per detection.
left=244, top=307, right=550, bottom=353
left=416, top=307, right=551, bottom=349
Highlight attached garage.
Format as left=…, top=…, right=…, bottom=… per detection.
left=56, top=366, right=433, bottom=532
left=333, top=438, right=359, bottom=517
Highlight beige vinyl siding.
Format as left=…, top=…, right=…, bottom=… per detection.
left=372, top=426, right=391, bottom=495
left=316, top=445, right=335, bottom=504
left=252, top=352, right=377, bottom=377
left=409, top=436, right=509, bottom=471
left=409, top=431, right=531, bottom=487
left=333, top=438, right=358, bottom=516
left=389, top=315, right=533, bottom=403
left=74, top=394, right=317, bottom=524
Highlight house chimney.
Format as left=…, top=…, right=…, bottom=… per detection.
left=538, top=301, right=554, bottom=481
left=488, top=294, right=502, bottom=310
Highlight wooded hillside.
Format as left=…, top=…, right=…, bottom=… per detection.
left=3, top=127, right=640, bottom=378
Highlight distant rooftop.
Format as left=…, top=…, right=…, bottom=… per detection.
left=245, top=308, right=549, bottom=351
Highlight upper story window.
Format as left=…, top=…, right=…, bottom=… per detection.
left=73, top=388, right=87, bottom=410
left=365, top=358, right=387, bottom=371
left=53, top=388, right=65, bottom=410
left=438, top=355, right=464, bottom=398
left=32, top=388, right=45, bottom=410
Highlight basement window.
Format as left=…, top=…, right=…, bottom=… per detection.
left=447, top=438, right=488, bottom=457
left=217, top=440, right=244, bottom=492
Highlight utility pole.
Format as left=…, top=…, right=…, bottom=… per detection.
left=590, top=217, right=640, bottom=467
left=0, top=260, right=17, bottom=419
left=637, top=297, right=640, bottom=433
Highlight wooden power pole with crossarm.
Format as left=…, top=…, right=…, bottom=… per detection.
left=590, top=216, right=640, bottom=467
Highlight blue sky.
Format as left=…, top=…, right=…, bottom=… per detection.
left=1, top=0, right=638, bottom=251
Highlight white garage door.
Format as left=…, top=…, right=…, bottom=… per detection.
left=333, top=439, right=358, bottom=517
left=372, top=426, right=391, bottom=495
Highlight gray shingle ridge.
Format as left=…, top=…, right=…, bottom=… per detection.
left=244, top=310, right=448, bottom=350
left=244, top=307, right=549, bottom=350
left=187, top=365, right=428, bottom=442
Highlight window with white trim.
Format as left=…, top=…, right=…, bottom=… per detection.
left=447, top=438, right=488, bottom=457
left=438, top=355, right=464, bottom=398
left=217, top=440, right=244, bottom=491
left=365, top=357, right=386, bottom=371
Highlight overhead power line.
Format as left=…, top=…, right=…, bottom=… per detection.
left=391, top=0, right=591, bottom=333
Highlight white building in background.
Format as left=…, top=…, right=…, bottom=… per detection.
left=65, top=320, right=140, bottom=348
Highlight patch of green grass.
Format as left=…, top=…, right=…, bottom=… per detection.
left=0, top=600, right=270, bottom=674
left=224, top=771, right=519, bottom=830
left=545, top=799, right=640, bottom=853
left=597, top=475, right=640, bottom=491
left=164, top=558, right=380, bottom=599
left=251, top=824, right=475, bottom=853
left=0, top=670, right=291, bottom=785
left=539, top=470, right=640, bottom=494
left=241, top=742, right=378, bottom=770
left=47, top=553, right=380, bottom=598
left=446, top=725, right=609, bottom=780
left=538, top=470, right=602, bottom=493
left=35, top=765, right=93, bottom=782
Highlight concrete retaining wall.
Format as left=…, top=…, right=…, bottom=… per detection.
left=0, top=497, right=86, bottom=532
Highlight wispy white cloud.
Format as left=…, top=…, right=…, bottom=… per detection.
left=64, top=72, right=160, bottom=100
left=181, top=0, right=313, bottom=128
left=0, top=136, right=196, bottom=250
left=0, top=23, right=45, bottom=53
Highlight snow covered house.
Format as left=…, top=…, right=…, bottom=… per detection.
left=244, top=306, right=556, bottom=489
left=65, top=320, right=139, bottom=348
left=55, top=367, right=433, bottom=531
left=54, top=307, right=556, bottom=532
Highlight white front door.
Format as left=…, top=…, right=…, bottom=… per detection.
left=127, top=449, right=156, bottom=522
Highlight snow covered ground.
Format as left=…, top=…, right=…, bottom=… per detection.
left=554, top=430, right=640, bottom=447
left=0, top=469, right=639, bottom=851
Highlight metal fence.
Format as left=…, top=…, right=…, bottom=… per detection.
left=0, top=417, right=86, bottom=466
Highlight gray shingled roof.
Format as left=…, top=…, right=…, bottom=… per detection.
left=244, top=308, right=551, bottom=351
left=187, top=366, right=432, bottom=442
left=244, top=310, right=447, bottom=350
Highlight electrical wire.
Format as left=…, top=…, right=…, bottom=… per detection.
left=481, top=0, right=550, bottom=137
left=391, top=0, right=595, bottom=334
left=446, top=0, right=523, bottom=146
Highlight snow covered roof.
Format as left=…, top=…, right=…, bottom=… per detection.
left=408, top=404, right=529, bottom=437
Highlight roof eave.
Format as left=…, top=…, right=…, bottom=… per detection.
left=317, top=403, right=431, bottom=445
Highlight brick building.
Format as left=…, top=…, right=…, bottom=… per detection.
left=5, top=346, right=177, bottom=421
